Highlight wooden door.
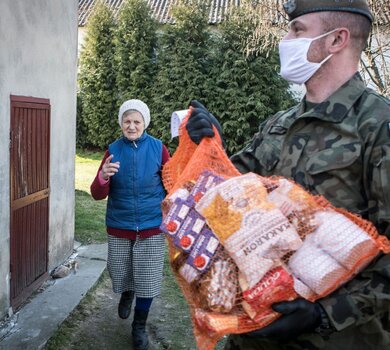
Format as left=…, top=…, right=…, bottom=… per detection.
left=9, top=95, right=50, bottom=310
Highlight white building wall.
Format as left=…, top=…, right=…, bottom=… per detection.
left=0, top=0, right=78, bottom=319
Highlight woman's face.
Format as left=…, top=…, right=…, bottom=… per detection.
left=121, top=111, right=145, bottom=141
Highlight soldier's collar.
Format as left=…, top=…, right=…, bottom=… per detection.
left=301, top=73, right=365, bottom=123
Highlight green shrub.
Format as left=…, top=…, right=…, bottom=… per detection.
left=78, top=1, right=119, bottom=149
left=149, top=0, right=213, bottom=152
left=205, top=6, right=296, bottom=155
left=114, top=0, right=157, bottom=106
left=77, top=0, right=296, bottom=154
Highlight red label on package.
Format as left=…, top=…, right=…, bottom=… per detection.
left=173, top=209, right=206, bottom=252
left=160, top=198, right=193, bottom=236
left=190, top=170, right=225, bottom=203
left=186, top=228, right=220, bottom=272
left=243, top=266, right=296, bottom=313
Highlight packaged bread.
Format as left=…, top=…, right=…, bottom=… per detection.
left=288, top=241, right=348, bottom=295
left=179, top=261, right=201, bottom=283
left=197, top=252, right=238, bottom=313
left=292, top=276, right=317, bottom=301
left=309, top=210, right=379, bottom=270
left=267, top=178, right=318, bottom=237
left=196, top=173, right=303, bottom=288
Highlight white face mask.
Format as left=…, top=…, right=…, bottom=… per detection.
left=279, top=29, right=338, bottom=85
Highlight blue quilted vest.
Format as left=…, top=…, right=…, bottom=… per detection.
left=106, top=132, right=165, bottom=231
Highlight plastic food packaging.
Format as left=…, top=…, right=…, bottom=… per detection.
left=160, top=116, right=390, bottom=350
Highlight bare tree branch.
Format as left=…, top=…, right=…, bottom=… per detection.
left=236, top=0, right=390, bottom=97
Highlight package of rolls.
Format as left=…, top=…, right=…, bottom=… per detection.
left=161, top=113, right=390, bottom=350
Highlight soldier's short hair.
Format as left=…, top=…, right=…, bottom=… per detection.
left=319, top=11, right=372, bottom=54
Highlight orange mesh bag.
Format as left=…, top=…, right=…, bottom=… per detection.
left=162, top=108, right=241, bottom=198
left=161, top=117, right=390, bottom=350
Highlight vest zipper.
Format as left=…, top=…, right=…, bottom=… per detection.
left=133, top=140, right=139, bottom=230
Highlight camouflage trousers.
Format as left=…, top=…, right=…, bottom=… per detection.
left=223, top=324, right=390, bottom=350
left=223, top=334, right=326, bottom=350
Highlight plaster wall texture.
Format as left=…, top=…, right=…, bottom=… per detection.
left=0, top=0, right=78, bottom=319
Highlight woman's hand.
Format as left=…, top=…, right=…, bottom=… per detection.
left=101, top=154, right=120, bottom=180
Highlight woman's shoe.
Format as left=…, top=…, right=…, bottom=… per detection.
left=132, top=309, right=149, bottom=350
left=118, top=291, right=134, bottom=319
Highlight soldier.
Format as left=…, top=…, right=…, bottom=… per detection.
left=186, top=0, right=390, bottom=349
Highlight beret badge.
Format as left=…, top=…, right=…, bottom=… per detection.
left=283, top=0, right=297, bottom=14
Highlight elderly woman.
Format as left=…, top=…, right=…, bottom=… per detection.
left=90, top=99, right=170, bottom=350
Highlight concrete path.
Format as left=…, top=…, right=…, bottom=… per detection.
left=0, top=242, right=107, bottom=350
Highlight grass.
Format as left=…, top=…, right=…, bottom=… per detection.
left=46, top=149, right=227, bottom=349
left=75, top=149, right=107, bottom=244
left=74, top=148, right=197, bottom=343
left=158, top=250, right=197, bottom=348
left=44, top=270, right=110, bottom=350
left=75, top=149, right=105, bottom=191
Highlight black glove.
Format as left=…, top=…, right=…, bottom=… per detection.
left=186, top=100, right=223, bottom=145
left=245, top=299, right=323, bottom=341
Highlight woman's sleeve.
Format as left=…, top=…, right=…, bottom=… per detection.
left=90, top=150, right=110, bottom=200
left=162, top=144, right=170, bottom=166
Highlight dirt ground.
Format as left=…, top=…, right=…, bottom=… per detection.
left=44, top=270, right=227, bottom=350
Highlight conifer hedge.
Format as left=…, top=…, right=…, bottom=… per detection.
left=149, top=1, right=213, bottom=150
left=77, top=0, right=296, bottom=154
left=78, top=0, right=118, bottom=148
left=114, top=0, right=157, bottom=105
left=205, top=6, right=294, bottom=155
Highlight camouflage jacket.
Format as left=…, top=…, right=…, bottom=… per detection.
left=227, top=73, right=390, bottom=349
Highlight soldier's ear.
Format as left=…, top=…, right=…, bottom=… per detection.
left=328, top=28, right=350, bottom=53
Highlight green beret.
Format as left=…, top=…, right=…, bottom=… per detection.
left=283, top=0, right=373, bottom=22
